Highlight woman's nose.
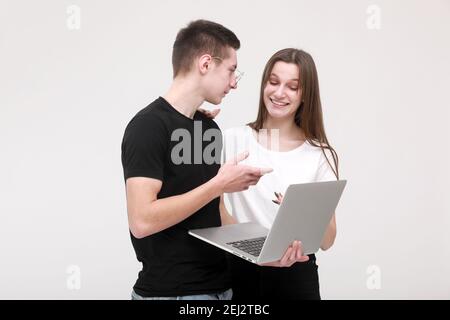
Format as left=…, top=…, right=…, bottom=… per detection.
left=273, top=85, right=285, bottom=98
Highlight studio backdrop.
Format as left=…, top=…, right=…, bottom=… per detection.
left=1, top=0, right=449, bottom=299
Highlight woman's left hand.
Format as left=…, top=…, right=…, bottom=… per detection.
left=272, top=191, right=284, bottom=205
left=259, top=240, right=310, bottom=267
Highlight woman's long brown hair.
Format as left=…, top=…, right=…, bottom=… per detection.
left=248, top=48, right=339, bottom=179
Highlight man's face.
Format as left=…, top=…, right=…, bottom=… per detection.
left=203, top=47, right=238, bottom=105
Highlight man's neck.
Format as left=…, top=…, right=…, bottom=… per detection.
left=163, top=76, right=204, bottom=119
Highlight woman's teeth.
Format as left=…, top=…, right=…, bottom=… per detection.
left=271, top=98, right=288, bottom=107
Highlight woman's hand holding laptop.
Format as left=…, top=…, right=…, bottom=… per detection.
left=259, top=240, right=310, bottom=267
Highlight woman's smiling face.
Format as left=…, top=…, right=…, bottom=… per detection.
left=263, top=61, right=302, bottom=120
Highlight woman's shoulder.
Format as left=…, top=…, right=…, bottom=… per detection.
left=302, top=139, right=322, bottom=151
left=305, top=140, right=338, bottom=167
left=303, top=139, right=336, bottom=157
left=305, top=139, right=331, bottom=149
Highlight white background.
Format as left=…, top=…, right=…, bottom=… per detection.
left=1, top=0, right=449, bottom=299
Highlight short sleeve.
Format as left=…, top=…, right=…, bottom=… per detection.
left=315, top=148, right=338, bottom=182
left=121, top=115, right=168, bottom=181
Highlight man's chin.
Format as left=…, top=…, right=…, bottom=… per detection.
left=206, top=97, right=222, bottom=105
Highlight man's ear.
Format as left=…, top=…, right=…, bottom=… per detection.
left=198, top=54, right=212, bottom=75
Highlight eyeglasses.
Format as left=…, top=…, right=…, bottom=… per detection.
left=211, top=56, right=244, bottom=84
left=234, top=69, right=244, bottom=84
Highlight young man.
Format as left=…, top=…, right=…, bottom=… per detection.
left=121, top=20, right=270, bottom=300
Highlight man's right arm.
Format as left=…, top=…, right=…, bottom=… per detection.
left=126, top=176, right=222, bottom=238
left=126, top=152, right=271, bottom=238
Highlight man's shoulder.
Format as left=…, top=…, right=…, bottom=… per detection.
left=125, top=98, right=169, bottom=133
left=133, top=97, right=169, bottom=121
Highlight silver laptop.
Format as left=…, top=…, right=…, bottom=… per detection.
left=189, top=180, right=347, bottom=264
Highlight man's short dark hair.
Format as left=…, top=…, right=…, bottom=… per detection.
left=172, top=19, right=240, bottom=77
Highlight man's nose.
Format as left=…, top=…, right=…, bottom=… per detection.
left=230, top=78, right=238, bottom=90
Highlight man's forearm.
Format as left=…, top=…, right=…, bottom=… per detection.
left=135, top=177, right=223, bottom=238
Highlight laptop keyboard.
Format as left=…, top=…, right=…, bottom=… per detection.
left=227, top=236, right=267, bottom=257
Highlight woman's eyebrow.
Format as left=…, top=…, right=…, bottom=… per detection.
left=270, top=73, right=299, bottom=82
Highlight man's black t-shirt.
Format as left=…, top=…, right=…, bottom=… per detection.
left=121, top=97, right=230, bottom=297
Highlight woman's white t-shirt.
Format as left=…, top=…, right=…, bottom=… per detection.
left=222, top=125, right=338, bottom=229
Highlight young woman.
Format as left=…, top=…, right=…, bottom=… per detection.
left=219, top=48, right=340, bottom=300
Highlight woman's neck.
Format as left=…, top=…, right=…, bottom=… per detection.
left=253, top=117, right=306, bottom=152
left=263, top=117, right=305, bottom=141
